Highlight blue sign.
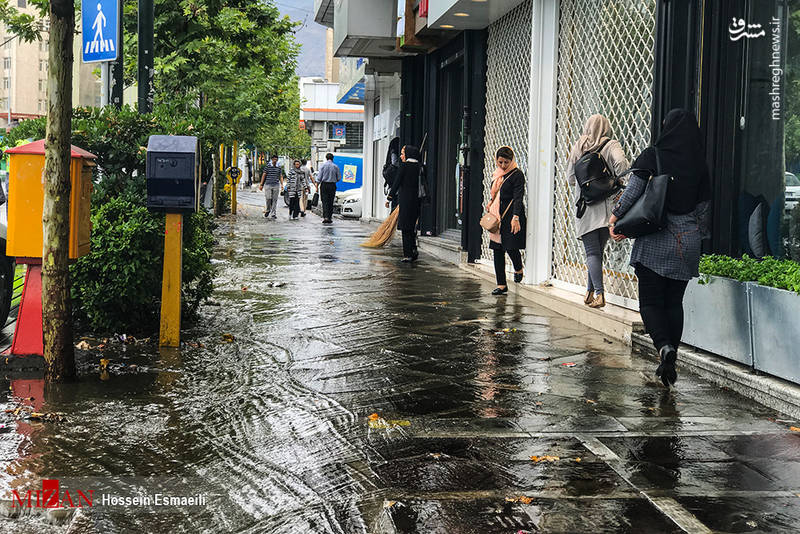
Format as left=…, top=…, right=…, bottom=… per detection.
left=332, top=124, right=346, bottom=140
left=81, top=0, right=119, bottom=63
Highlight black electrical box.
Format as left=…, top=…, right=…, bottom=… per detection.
left=146, top=135, right=200, bottom=212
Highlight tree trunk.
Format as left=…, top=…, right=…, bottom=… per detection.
left=42, top=0, right=75, bottom=382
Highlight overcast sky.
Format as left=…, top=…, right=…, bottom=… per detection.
left=276, top=0, right=327, bottom=78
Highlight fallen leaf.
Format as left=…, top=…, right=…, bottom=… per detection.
left=241, top=286, right=248, bottom=291
left=432, top=301, right=449, bottom=306
left=530, top=455, right=560, bottom=463
left=790, top=426, right=800, bottom=432
left=221, top=333, right=235, bottom=343
left=384, top=501, right=397, bottom=508
left=574, top=458, right=582, bottom=463
left=562, top=362, right=577, bottom=368
left=369, top=419, right=411, bottom=429
left=586, top=399, right=596, bottom=404
left=368, top=413, right=380, bottom=421
left=99, top=358, right=110, bottom=370
left=505, top=496, right=533, bottom=505
left=75, top=341, right=91, bottom=350
left=96, top=344, right=106, bottom=351
left=429, top=453, right=442, bottom=460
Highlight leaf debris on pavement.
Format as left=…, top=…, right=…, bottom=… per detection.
left=530, top=455, right=560, bottom=463
left=505, top=496, right=534, bottom=505
left=221, top=333, right=235, bottom=343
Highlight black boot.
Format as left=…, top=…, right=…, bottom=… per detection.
left=655, top=345, right=678, bottom=387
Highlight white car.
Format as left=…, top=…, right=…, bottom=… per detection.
left=786, top=172, right=800, bottom=215
left=339, top=188, right=362, bottom=218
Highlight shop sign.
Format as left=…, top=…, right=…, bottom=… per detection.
left=332, top=124, right=347, bottom=140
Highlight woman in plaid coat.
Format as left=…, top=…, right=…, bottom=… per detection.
left=609, top=109, right=711, bottom=388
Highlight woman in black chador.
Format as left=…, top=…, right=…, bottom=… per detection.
left=610, top=109, right=711, bottom=387
left=486, top=146, right=527, bottom=295
left=387, top=145, right=422, bottom=262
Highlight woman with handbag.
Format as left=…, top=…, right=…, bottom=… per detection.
left=484, top=146, right=526, bottom=295
left=567, top=114, right=630, bottom=308
left=609, top=109, right=711, bottom=387
left=386, top=145, right=422, bottom=262
left=287, top=159, right=309, bottom=220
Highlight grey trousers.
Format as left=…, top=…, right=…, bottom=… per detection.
left=264, top=184, right=281, bottom=217
left=582, top=227, right=610, bottom=294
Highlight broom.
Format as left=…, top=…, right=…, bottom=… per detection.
left=361, top=207, right=399, bottom=247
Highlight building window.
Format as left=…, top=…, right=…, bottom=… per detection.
left=38, top=79, right=43, bottom=91
left=3, top=58, right=9, bottom=70
left=328, top=121, right=364, bottom=150
left=3, top=78, right=9, bottom=89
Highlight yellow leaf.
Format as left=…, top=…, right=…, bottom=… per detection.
left=99, top=358, right=110, bottom=370
left=574, top=458, right=582, bottom=462
left=790, top=426, right=800, bottom=432
left=368, top=413, right=380, bottom=421
left=221, top=333, right=235, bottom=343
left=586, top=399, right=596, bottom=404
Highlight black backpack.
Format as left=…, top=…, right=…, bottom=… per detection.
left=573, top=139, right=622, bottom=218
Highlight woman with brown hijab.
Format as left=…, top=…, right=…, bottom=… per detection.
left=567, top=114, right=630, bottom=308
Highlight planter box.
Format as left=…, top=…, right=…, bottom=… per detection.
left=750, top=284, right=800, bottom=384
left=681, top=276, right=753, bottom=366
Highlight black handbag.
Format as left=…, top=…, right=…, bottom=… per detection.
left=614, top=149, right=671, bottom=239
left=310, top=192, right=319, bottom=207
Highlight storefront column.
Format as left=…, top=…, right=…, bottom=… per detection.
left=363, top=85, right=376, bottom=220
left=526, top=0, right=560, bottom=284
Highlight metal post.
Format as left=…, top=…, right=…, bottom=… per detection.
left=109, top=0, right=124, bottom=108
left=159, top=213, right=183, bottom=347
left=100, top=63, right=109, bottom=107
left=137, top=0, right=154, bottom=113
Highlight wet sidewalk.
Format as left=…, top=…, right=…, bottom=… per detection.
left=2, top=203, right=800, bottom=533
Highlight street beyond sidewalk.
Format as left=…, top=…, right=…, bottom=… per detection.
left=2, top=201, right=800, bottom=533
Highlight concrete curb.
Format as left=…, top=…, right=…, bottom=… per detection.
left=632, top=333, right=800, bottom=419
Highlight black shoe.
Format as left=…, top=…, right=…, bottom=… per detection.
left=401, top=257, right=412, bottom=263
left=491, top=287, right=508, bottom=296
left=410, top=251, right=419, bottom=262
left=264, top=212, right=269, bottom=218
left=514, top=271, right=523, bottom=283
left=301, top=212, right=306, bottom=217
left=656, top=345, right=678, bottom=387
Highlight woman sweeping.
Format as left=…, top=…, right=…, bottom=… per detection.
left=486, top=146, right=526, bottom=295
left=386, top=145, right=422, bottom=262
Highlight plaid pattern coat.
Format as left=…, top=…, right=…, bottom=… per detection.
left=613, top=174, right=710, bottom=281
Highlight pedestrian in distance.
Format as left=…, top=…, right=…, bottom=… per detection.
left=609, top=109, right=711, bottom=388
left=485, top=146, right=526, bottom=294
left=317, top=153, right=340, bottom=224
left=259, top=155, right=285, bottom=219
left=386, top=145, right=423, bottom=262
left=567, top=114, right=630, bottom=308
left=287, top=159, right=309, bottom=220
left=299, top=159, right=317, bottom=217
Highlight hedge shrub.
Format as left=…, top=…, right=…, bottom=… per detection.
left=699, top=254, right=800, bottom=294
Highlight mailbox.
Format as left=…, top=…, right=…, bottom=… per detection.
left=146, top=135, right=200, bottom=212
left=6, top=139, right=95, bottom=259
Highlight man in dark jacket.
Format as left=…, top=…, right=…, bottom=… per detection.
left=316, top=153, right=340, bottom=224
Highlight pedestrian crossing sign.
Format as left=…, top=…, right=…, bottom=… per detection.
left=81, top=0, right=119, bottom=63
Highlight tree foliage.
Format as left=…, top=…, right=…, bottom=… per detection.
left=121, top=0, right=310, bottom=156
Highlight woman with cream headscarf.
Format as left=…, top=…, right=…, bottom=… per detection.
left=486, top=146, right=526, bottom=295
left=567, top=114, right=630, bottom=308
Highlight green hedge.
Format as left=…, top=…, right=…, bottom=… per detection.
left=699, top=255, right=800, bottom=294
left=7, top=107, right=217, bottom=333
